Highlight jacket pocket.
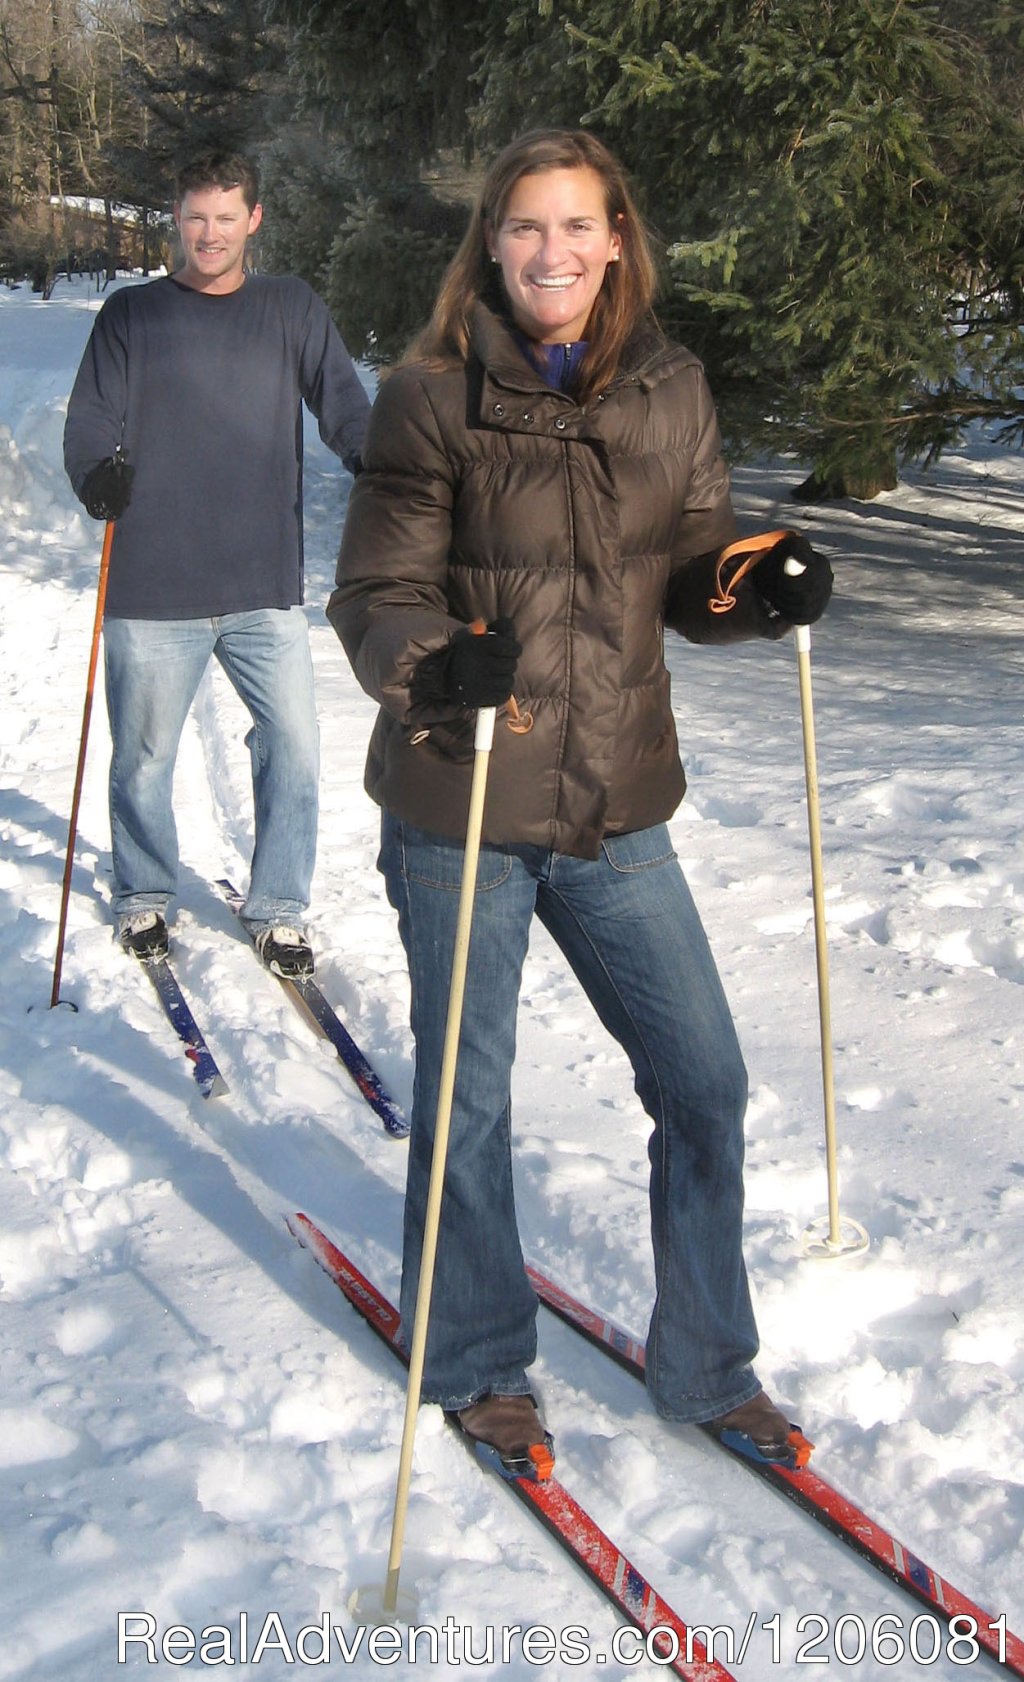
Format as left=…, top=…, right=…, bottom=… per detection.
left=407, top=714, right=476, bottom=764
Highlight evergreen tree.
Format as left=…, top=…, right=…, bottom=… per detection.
left=550, top=0, right=1024, bottom=493
left=256, top=124, right=468, bottom=360
left=263, top=0, right=479, bottom=182
left=113, top=0, right=284, bottom=202
left=936, top=0, right=1023, bottom=117
left=259, top=0, right=482, bottom=360
left=258, top=0, right=1024, bottom=492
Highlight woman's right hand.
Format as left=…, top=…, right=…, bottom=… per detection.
left=440, top=617, right=522, bottom=707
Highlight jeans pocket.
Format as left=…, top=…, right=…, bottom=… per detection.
left=397, top=819, right=513, bottom=892
left=600, top=823, right=676, bottom=875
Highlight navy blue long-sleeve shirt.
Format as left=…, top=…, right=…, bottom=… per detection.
left=64, top=273, right=370, bottom=618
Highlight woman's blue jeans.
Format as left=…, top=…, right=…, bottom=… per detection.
left=379, top=813, right=762, bottom=1423
left=103, top=608, right=319, bottom=925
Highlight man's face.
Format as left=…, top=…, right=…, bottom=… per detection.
left=173, top=184, right=262, bottom=294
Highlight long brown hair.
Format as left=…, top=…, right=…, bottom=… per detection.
left=404, top=129, right=658, bottom=403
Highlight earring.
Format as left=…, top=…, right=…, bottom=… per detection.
left=491, top=256, right=500, bottom=265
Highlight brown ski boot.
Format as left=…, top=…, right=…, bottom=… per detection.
left=709, top=1390, right=813, bottom=1466
left=451, top=1392, right=555, bottom=1481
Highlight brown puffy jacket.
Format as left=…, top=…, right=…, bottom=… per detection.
left=328, top=304, right=786, bottom=859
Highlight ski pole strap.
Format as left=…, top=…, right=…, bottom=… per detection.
left=708, top=528, right=796, bottom=614
left=504, top=694, right=533, bottom=735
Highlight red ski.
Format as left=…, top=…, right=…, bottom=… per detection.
left=528, top=1264, right=1024, bottom=1678
left=288, top=1212, right=737, bottom=1682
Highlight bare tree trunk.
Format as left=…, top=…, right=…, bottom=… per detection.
left=104, top=197, right=117, bottom=287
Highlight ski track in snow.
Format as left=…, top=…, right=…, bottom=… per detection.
left=0, top=277, right=1021, bottom=1679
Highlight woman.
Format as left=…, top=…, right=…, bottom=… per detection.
left=328, top=129, right=831, bottom=1475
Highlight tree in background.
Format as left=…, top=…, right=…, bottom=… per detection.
left=257, top=0, right=481, bottom=360
left=108, top=0, right=286, bottom=251
left=256, top=123, right=470, bottom=361
left=1, top=0, right=288, bottom=289
left=936, top=0, right=1023, bottom=117
left=551, top=0, right=1024, bottom=495
left=257, top=0, right=1024, bottom=497
left=0, top=0, right=155, bottom=289
left=3, top=0, right=1021, bottom=495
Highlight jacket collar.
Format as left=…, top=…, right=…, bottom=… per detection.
left=469, top=301, right=690, bottom=402
left=470, top=304, right=550, bottom=395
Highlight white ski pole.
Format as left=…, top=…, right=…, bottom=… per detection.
left=785, top=561, right=869, bottom=1259
left=710, top=534, right=868, bottom=1256
left=353, top=647, right=500, bottom=1624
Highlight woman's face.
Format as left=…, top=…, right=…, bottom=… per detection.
left=487, top=166, right=621, bottom=344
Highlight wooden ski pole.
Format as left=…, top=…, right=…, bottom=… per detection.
left=785, top=572, right=869, bottom=1260
left=712, top=533, right=868, bottom=1256
left=353, top=624, right=506, bottom=1623
left=386, top=699, right=495, bottom=1615
left=51, top=519, right=115, bottom=1008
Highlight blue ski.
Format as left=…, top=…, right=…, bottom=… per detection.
left=217, top=879, right=408, bottom=1137
left=143, top=958, right=228, bottom=1099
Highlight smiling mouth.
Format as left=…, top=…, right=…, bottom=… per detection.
left=527, top=275, right=580, bottom=291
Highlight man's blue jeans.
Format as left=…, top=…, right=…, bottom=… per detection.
left=379, top=814, right=762, bottom=1423
left=103, top=608, right=319, bottom=925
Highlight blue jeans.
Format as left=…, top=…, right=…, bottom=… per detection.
left=379, top=814, right=761, bottom=1422
left=103, top=609, right=319, bottom=924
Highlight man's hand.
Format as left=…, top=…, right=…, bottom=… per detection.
left=82, top=454, right=135, bottom=521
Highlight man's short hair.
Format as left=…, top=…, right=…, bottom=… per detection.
left=175, top=149, right=260, bottom=210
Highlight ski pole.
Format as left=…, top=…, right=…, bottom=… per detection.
left=51, top=518, right=115, bottom=1009
left=357, top=628, right=502, bottom=1624
left=711, top=533, right=868, bottom=1258
left=788, top=598, right=868, bottom=1260
left=386, top=700, right=496, bottom=1613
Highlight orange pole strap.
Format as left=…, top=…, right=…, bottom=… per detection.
left=708, top=528, right=795, bottom=614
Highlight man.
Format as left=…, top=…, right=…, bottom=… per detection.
left=64, top=149, right=369, bottom=978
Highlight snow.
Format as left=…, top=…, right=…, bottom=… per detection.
left=0, top=273, right=1021, bottom=1680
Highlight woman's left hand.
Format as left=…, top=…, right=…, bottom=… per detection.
left=754, top=533, right=833, bottom=625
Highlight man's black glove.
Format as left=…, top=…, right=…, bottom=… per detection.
left=82, top=454, right=135, bottom=521
left=754, top=532, right=833, bottom=625
left=441, top=616, right=521, bottom=707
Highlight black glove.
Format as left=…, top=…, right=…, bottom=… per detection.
left=754, top=532, right=833, bottom=625
left=82, top=454, right=135, bottom=521
left=441, top=616, right=522, bottom=707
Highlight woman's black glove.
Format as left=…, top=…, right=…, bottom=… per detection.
left=82, top=453, right=135, bottom=521
left=440, top=616, right=522, bottom=707
left=754, top=532, right=833, bottom=625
